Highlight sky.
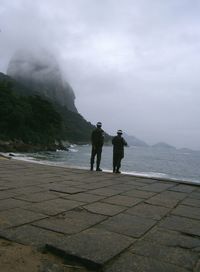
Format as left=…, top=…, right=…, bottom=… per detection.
left=1, top=0, right=200, bottom=150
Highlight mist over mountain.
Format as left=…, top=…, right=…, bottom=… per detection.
left=7, top=49, right=77, bottom=112
left=152, top=142, right=176, bottom=150
left=0, top=48, right=112, bottom=151
left=123, top=133, right=148, bottom=147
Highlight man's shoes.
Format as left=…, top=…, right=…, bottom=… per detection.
left=96, top=168, right=102, bottom=171
left=90, top=168, right=93, bottom=171
left=116, top=170, right=121, bottom=174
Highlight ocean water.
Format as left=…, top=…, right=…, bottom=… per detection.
left=8, top=145, right=200, bottom=185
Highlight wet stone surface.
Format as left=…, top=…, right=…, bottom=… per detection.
left=0, top=159, right=199, bottom=271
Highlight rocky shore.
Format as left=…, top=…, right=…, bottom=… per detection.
left=0, top=140, right=68, bottom=152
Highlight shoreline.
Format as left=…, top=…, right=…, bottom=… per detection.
left=2, top=152, right=199, bottom=187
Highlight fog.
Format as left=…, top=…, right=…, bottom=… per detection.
left=1, top=0, right=200, bottom=149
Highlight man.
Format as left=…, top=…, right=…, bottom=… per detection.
left=90, top=122, right=104, bottom=171
left=112, top=130, right=127, bottom=173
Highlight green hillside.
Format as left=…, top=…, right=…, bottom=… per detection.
left=0, top=73, right=110, bottom=152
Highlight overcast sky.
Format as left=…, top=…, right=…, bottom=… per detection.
left=1, top=0, right=200, bottom=149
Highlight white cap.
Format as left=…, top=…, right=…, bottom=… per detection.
left=117, top=129, right=123, bottom=134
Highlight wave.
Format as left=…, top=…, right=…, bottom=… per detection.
left=68, top=148, right=79, bottom=153
left=4, top=152, right=199, bottom=186
left=121, top=170, right=200, bottom=186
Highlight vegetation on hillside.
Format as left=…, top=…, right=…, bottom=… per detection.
left=0, top=73, right=111, bottom=151
left=0, top=75, right=63, bottom=145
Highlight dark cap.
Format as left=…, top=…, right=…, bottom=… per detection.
left=97, top=122, right=102, bottom=127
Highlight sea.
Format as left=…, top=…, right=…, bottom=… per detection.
left=5, top=145, right=200, bottom=186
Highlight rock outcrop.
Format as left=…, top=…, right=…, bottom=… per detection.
left=7, top=49, right=77, bottom=112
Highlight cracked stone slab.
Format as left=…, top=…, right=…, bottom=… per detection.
left=159, top=215, right=200, bottom=237
left=181, top=197, right=200, bottom=208
left=99, top=213, right=156, bottom=238
left=0, top=190, right=17, bottom=200
left=83, top=202, right=126, bottom=216
left=62, top=192, right=106, bottom=203
left=0, top=224, right=63, bottom=248
left=144, top=227, right=200, bottom=251
left=104, top=252, right=189, bottom=272
left=0, top=208, right=46, bottom=229
left=131, top=239, right=199, bottom=270
left=33, top=209, right=106, bottom=234
left=24, top=198, right=83, bottom=215
left=125, top=203, right=170, bottom=220
left=88, top=188, right=122, bottom=197
left=102, top=195, right=143, bottom=207
left=49, top=184, right=85, bottom=194
left=14, top=191, right=61, bottom=203
left=172, top=204, right=200, bottom=220
left=46, top=227, right=133, bottom=269
left=146, top=191, right=186, bottom=208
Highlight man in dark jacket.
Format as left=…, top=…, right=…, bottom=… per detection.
left=112, top=130, right=127, bottom=173
left=90, top=122, right=104, bottom=171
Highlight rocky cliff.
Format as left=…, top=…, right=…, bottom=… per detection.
left=7, top=49, right=77, bottom=112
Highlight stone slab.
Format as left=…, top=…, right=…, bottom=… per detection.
left=0, top=224, right=63, bottom=248
left=102, top=195, right=143, bottom=207
left=62, top=192, right=106, bottom=203
left=49, top=184, right=85, bottom=194
left=169, top=184, right=196, bottom=193
left=99, top=213, right=156, bottom=238
left=122, top=189, right=156, bottom=199
left=181, top=197, right=200, bottom=208
left=0, top=198, right=29, bottom=211
left=0, top=208, right=46, bottom=229
left=172, top=204, right=200, bottom=220
left=144, top=227, right=200, bottom=251
left=10, top=185, right=45, bottom=195
left=0, top=190, right=16, bottom=200
left=131, top=239, right=199, bottom=270
left=25, top=198, right=83, bottom=215
left=33, top=209, right=106, bottom=234
left=108, top=183, right=141, bottom=191
left=88, top=188, right=122, bottom=197
left=14, top=191, right=61, bottom=203
left=104, top=252, right=189, bottom=272
left=83, top=202, right=126, bottom=216
left=189, top=191, right=200, bottom=200
left=146, top=191, right=186, bottom=208
left=194, top=260, right=200, bottom=272
left=159, top=215, right=200, bottom=237
left=126, top=203, right=170, bottom=220
left=46, top=227, right=133, bottom=269
left=139, top=182, right=175, bottom=193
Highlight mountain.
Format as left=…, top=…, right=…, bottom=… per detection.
left=0, top=64, right=110, bottom=151
left=152, top=142, right=176, bottom=149
left=7, top=49, right=77, bottom=112
left=0, top=73, right=65, bottom=151
left=123, top=133, right=148, bottom=147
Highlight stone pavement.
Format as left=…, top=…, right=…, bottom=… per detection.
left=0, top=158, right=200, bottom=271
